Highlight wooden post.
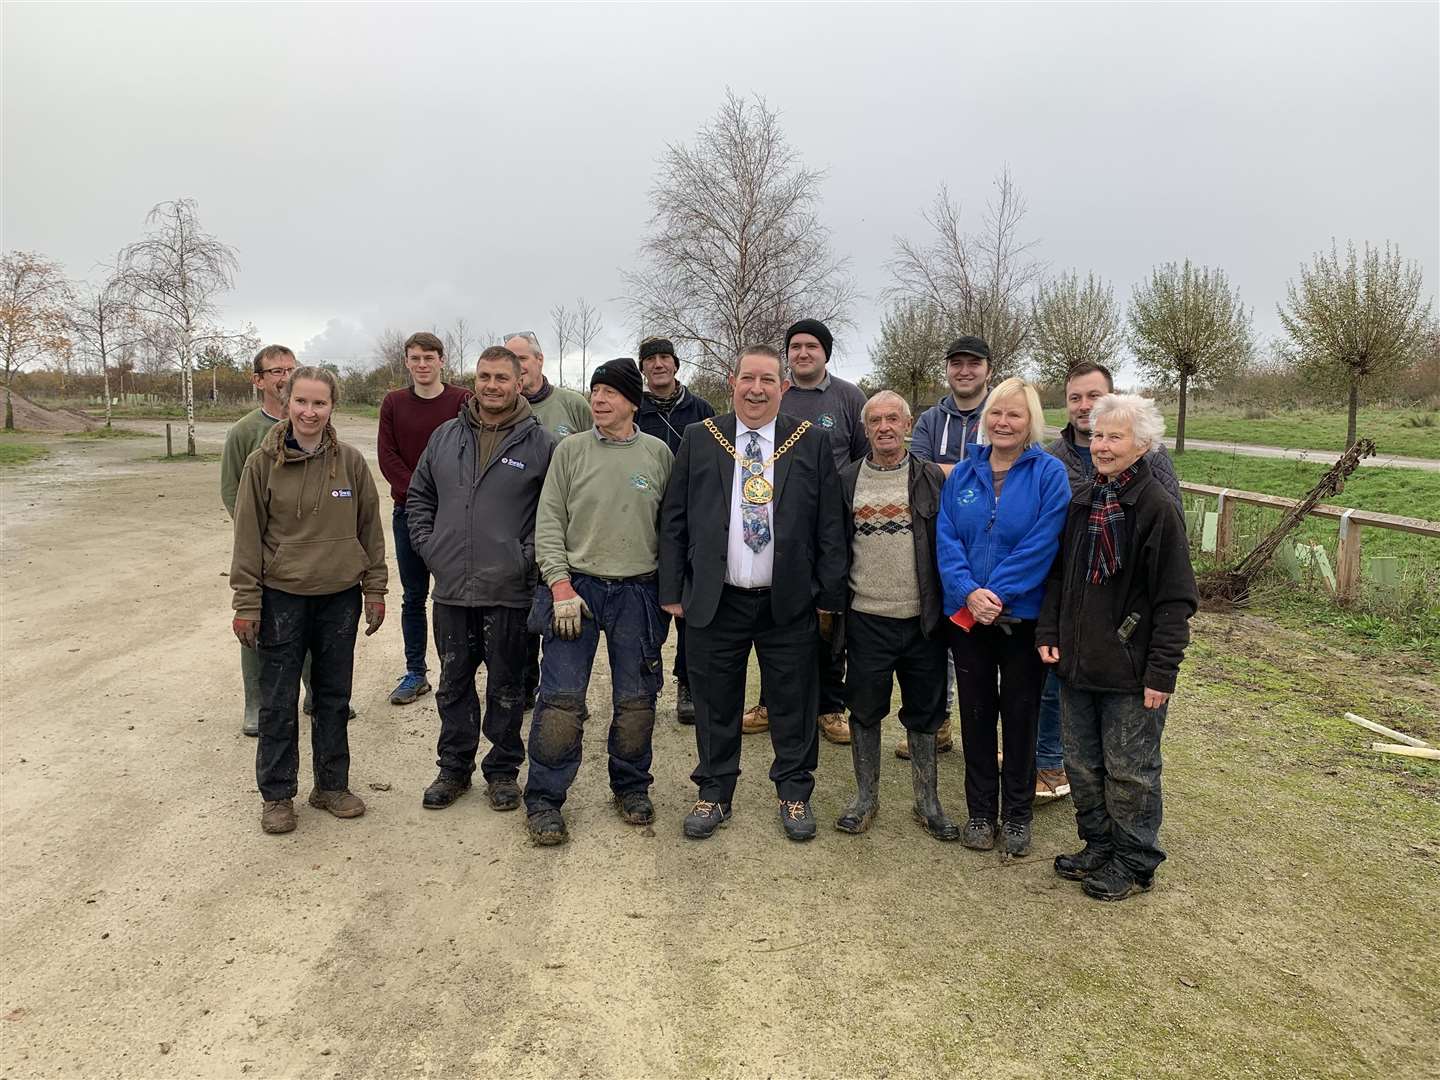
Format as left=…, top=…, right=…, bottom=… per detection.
left=1336, top=509, right=1361, bottom=602
left=1215, top=489, right=1235, bottom=559
left=166, top=423, right=173, bottom=459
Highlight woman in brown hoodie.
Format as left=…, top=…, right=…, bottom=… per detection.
left=230, top=367, right=388, bottom=835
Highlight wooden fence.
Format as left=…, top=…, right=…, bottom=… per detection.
left=1179, top=481, right=1440, bottom=600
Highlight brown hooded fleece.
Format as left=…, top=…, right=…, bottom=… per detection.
left=230, top=420, right=388, bottom=620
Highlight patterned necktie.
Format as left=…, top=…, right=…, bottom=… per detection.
left=741, top=431, right=772, bottom=554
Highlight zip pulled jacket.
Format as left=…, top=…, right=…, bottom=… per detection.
left=936, top=443, right=1070, bottom=621
left=1036, top=456, right=1198, bottom=694
left=230, top=421, right=388, bottom=620
left=404, top=397, right=557, bottom=608
left=637, top=383, right=717, bottom=455
left=911, top=394, right=984, bottom=467
left=840, top=454, right=946, bottom=636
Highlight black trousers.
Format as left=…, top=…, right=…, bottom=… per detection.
left=845, top=611, right=948, bottom=733
left=255, top=586, right=360, bottom=802
left=756, top=628, right=844, bottom=714
left=949, top=619, right=1043, bottom=826
left=688, top=586, right=819, bottom=803
left=433, top=603, right=530, bottom=783
left=523, top=633, right=541, bottom=696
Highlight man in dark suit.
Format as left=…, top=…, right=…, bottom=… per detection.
left=659, top=344, right=848, bottom=842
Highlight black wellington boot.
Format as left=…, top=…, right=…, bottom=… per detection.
left=910, top=731, right=960, bottom=841
left=835, top=721, right=882, bottom=834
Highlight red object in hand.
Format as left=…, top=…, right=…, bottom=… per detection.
left=949, top=608, right=976, bottom=632
left=232, top=618, right=260, bottom=648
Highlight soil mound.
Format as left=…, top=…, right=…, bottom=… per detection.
left=5, top=392, right=99, bottom=433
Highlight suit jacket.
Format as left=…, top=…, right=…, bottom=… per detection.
left=659, top=412, right=848, bottom=630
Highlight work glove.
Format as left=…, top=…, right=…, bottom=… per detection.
left=232, top=618, right=260, bottom=649
left=552, top=595, right=592, bottom=641
left=364, top=601, right=385, bottom=636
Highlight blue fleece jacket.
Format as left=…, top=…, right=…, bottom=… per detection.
left=937, top=443, right=1071, bottom=620
left=911, top=394, right=984, bottom=467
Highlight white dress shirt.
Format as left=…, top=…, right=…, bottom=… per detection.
left=725, top=418, right=777, bottom=588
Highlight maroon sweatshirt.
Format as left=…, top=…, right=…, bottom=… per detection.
left=378, top=383, right=472, bottom=504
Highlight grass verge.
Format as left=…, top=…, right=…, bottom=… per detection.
left=0, top=436, right=50, bottom=467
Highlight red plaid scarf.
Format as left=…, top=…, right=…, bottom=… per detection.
left=1086, top=463, right=1142, bottom=584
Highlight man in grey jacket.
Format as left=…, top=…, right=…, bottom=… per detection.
left=405, top=345, right=557, bottom=812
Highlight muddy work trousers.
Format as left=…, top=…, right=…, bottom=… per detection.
left=255, top=586, right=360, bottom=802
left=844, top=611, right=948, bottom=734
left=1061, top=685, right=1167, bottom=879
left=432, top=602, right=529, bottom=783
left=523, top=573, right=664, bottom=813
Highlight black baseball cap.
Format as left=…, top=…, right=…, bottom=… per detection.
left=945, top=336, right=991, bottom=362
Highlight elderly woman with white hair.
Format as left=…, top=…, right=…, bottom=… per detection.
left=936, top=377, right=1071, bottom=858
left=1036, top=393, right=1197, bottom=902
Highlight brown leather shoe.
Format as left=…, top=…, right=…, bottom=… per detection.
left=897, top=717, right=954, bottom=759
left=1035, top=767, right=1071, bottom=800
left=308, top=788, right=366, bottom=819
left=741, top=704, right=769, bottom=734
left=818, top=712, right=851, bottom=745
left=261, top=799, right=296, bottom=834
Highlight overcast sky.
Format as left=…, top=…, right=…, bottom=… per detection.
left=5, top=2, right=1437, bottom=387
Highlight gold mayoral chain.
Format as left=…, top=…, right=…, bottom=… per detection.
left=702, top=418, right=812, bottom=506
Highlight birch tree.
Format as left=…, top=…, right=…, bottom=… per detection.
left=549, top=303, right=577, bottom=388
left=117, top=199, right=239, bottom=455
left=575, top=297, right=604, bottom=372
left=625, top=90, right=855, bottom=379
left=68, top=262, right=139, bottom=428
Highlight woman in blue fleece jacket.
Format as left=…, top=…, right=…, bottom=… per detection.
left=936, top=378, right=1071, bottom=858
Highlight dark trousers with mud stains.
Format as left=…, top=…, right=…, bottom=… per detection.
left=523, top=573, right=664, bottom=813
left=844, top=611, right=948, bottom=733
left=949, top=619, right=1043, bottom=826
left=687, top=586, right=819, bottom=804
left=255, top=586, right=360, bottom=802
left=658, top=610, right=690, bottom=687
left=1061, top=685, right=1167, bottom=879
left=432, top=602, right=529, bottom=784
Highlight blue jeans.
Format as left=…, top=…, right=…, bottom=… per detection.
left=1060, top=685, right=1168, bottom=879
left=392, top=505, right=430, bottom=675
left=523, top=573, right=665, bottom=812
left=1036, top=670, right=1064, bottom=771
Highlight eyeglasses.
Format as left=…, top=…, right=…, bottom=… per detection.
left=259, top=367, right=295, bottom=377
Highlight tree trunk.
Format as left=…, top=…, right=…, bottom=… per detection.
left=1347, top=375, right=1359, bottom=449
left=4, top=375, right=13, bottom=432
left=182, top=329, right=197, bottom=456
left=1175, top=370, right=1189, bottom=454
left=103, top=365, right=113, bottom=428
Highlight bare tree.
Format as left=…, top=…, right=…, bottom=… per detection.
left=624, top=90, right=855, bottom=380
left=1030, top=270, right=1124, bottom=387
left=888, top=169, right=1042, bottom=378
left=1278, top=240, right=1433, bottom=448
left=442, top=317, right=474, bottom=383
left=116, top=199, right=239, bottom=455
left=868, top=298, right=950, bottom=413
left=1129, top=260, right=1252, bottom=453
left=549, top=304, right=577, bottom=388
left=575, top=297, right=604, bottom=374
left=372, top=328, right=408, bottom=385
left=68, top=261, right=140, bottom=428
left=0, top=251, right=72, bottom=430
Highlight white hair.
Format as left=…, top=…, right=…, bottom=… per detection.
left=1090, top=393, right=1165, bottom=450
left=862, top=390, right=912, bottom=423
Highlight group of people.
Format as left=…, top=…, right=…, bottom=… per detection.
left=224, top=320, right=1198, bottom=903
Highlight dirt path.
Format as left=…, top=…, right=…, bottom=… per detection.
left=2, top=421, right=1437, bottom=1079
left=1042, top=426, right=1440, bottom=472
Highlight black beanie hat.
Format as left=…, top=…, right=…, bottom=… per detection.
left=638, top=337, right=676, bottom=363
left=590, top=357, right=644, bottom=410
left=784, top=318, right=833, bottom=360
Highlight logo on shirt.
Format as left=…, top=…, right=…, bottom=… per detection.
left=818, top=413, right=836, bottom=429
left=630, top=473, right=653, bottom=491
left=500, top=457, right=526, bottom=471
left=331, top=488, right=353, bottom=499
left=555, top=425, right=575, bottom=437
left=957, top=488, right=978, bottom=505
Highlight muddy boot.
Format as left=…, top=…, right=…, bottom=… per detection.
left=835, top=721, right=881, bottom=834
left=909, top=731, right=960, bottom=841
